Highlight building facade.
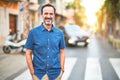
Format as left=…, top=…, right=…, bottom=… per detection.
left=0, top=0, right=39, bottom=46
left=0, top=0, right=68, bottom=46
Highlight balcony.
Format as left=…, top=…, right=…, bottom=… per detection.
left=29, top=0, right=38, bottom=4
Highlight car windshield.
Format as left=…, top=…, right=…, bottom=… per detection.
left=64, top=25, right=85, bottom=37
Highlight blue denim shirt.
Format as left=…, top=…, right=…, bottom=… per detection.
left=25, top=23, right=66, bottom=80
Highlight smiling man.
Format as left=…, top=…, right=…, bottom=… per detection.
left=25, top=3, right=66, bottom=80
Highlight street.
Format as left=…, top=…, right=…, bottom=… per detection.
left=0, top=35, right=120, bottom=80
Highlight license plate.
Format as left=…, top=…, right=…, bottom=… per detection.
left=77, top=42, right=85, bottom=46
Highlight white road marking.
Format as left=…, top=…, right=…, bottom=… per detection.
left=85, top=58, right=102, bottom=80
left=13, top=69, right=32, bottom=80
left=109, top=58, right=120, bottom=79
left=62, top=57, right=77, bottom=80
left=13, top=58, right=120, bottom=80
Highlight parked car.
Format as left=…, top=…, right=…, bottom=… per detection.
left=59, top=24, right=90, bottom=47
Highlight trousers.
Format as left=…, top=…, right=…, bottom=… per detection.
left=32, top=71, right=63, bottom=80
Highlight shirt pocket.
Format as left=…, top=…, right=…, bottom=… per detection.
left=34, top=39, right=47, bottom=48
left=50, top=36, right=61, bottom=47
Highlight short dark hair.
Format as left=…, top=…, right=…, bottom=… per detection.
left=41, top=3, right=56, bottom=14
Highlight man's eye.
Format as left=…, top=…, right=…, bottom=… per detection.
left=45, top=13, right=48, bottom=15
left=50, top=13, right=53, bottom=15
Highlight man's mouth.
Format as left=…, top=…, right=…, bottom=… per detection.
left=45, top=18, right=52, bottom=20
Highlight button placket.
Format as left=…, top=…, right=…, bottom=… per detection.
left=46, top=32, right=50, bottom=69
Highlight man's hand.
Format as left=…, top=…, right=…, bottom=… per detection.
left=61, top=66, right=64, bottom=73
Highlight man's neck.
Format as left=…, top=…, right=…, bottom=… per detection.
left=43, top=23, right=52, bottom=31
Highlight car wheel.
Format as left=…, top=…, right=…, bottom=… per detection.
left=84, top=43, right=88, bottom=47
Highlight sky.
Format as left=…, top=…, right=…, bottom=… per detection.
left=81, top=0, right=105, bottom=25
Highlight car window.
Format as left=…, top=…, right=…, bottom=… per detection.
left=64, top=25, right=85, bottom=36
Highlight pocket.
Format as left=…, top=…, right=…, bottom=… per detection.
left=41, top=74, right=49, bottom=80
left=32, top=75, right=39, bottom=80
left=55, top=71, right=63, bottom=80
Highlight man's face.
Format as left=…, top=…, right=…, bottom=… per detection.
left=41, top=6, right=55, bottom=26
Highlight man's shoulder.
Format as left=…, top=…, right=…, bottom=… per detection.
left=30, top=25, right=40, bottom=32
left=53, top=26, right=63, bottom=33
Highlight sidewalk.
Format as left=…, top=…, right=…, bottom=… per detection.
left=108, top=35, right=120, bottom=52
left=95, top=34, right=120, bottom=53
left=0, top=45, right=4, bottom=54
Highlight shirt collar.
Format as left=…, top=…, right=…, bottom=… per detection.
left=40, top=23, right=55, bottom=32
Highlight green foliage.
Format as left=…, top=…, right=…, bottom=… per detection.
left=103, top=0, right=120, bottom=22
left=66, top=0, right=86, bottom=27
left=66, top=2, right=75, bottom=9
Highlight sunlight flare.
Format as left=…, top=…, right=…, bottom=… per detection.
left=82, top=0, right=105, bottom=25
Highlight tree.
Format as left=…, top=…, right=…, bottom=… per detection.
left=103, top=0, right=120, bottom=22
left=66, top=0, right=87, bottom=27
left=96, top=0, right=120, bottom=37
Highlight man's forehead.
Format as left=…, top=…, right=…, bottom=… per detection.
left=43, top=7, right=54, bottom=12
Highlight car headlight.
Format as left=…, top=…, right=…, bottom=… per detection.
left=86, top=38, right=90, bottom=43
left=68, top=38, right=76, bottom=44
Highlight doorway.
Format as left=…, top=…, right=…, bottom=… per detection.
left=9, top=14, right=17, bottom=34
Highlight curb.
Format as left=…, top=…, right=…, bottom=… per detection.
left=109, top=35, right=120, bottom=53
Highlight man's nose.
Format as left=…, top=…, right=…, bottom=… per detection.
left=46, top=14, right=51, bottom=18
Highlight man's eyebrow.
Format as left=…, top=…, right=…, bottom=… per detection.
left=44, top=12, right=53, bottom=14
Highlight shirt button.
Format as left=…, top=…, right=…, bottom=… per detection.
left=47, top=64, right=49, bottom=66
left=47, top=56, right=49, bottom=58
left=48, top=48, right=49, bottom=49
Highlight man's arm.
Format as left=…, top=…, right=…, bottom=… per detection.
left=26, top=49, right=34, bottom=77
left=60, top=49, right=65, bottom=72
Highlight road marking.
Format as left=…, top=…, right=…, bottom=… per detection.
left=85, top=58, right=102, bottom=80
left=13, top=69, right=32, bottom=80
left=109, top=58, right=120, bottom=79
left=13, top=57, right=77, bottom=80
left=62, top=57, right=77, bottom=80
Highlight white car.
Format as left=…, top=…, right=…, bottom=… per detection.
left=60, top=24, right=90, bottom=47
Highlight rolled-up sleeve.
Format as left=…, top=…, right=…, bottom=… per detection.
left=25, top=30, right=34, bottom=50
left=59, top=31, right=66, bottom=49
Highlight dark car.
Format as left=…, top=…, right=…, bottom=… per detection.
left=59, top=24, right=90, bottom=47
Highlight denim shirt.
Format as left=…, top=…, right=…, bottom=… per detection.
left=25, top=23, right=66, bottom=80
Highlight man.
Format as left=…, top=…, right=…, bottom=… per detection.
left=25, top=3, right=66, bottom=80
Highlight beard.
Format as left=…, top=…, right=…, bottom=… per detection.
left=44, top=18, right=53, bottom=26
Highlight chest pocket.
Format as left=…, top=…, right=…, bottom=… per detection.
left=50, top=35, right=61, bottom=47
left=34, top=39, right=47, bottom=48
